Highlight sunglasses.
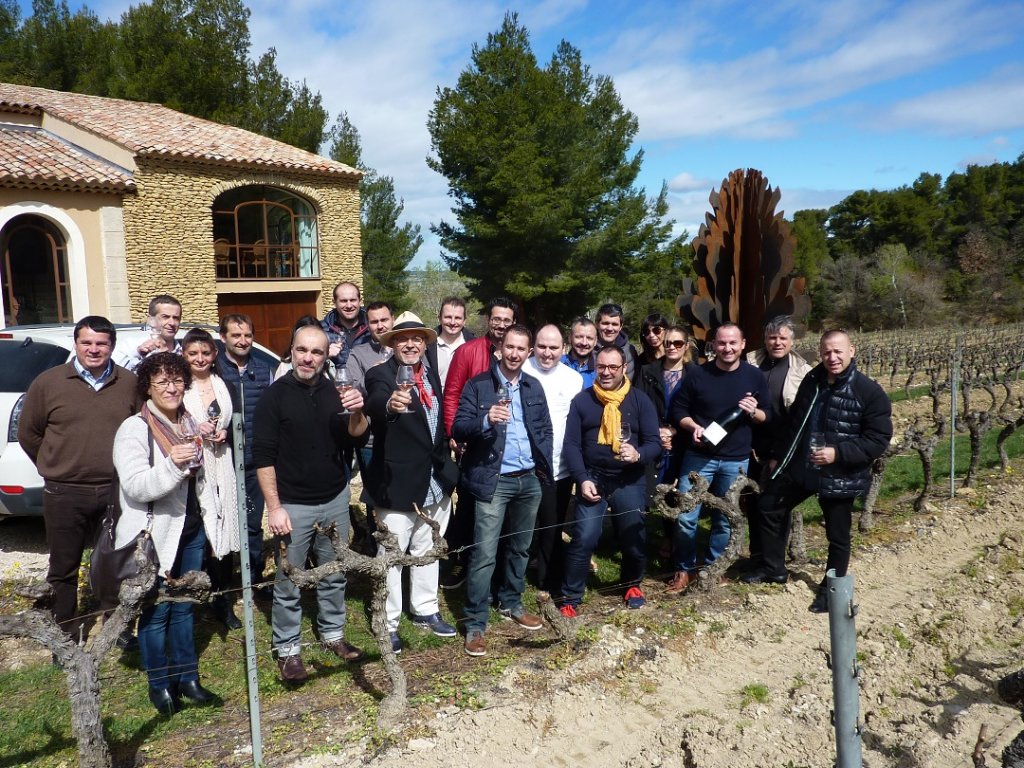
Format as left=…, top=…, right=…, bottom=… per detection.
left=665, top=339, right=688, bottom=349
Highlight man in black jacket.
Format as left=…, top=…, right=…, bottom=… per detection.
left=743, top=330, right=893, bottom=613
left=364, top=312, right=460, bottom=654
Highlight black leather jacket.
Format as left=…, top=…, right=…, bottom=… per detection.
left=772, top=360, right=892, bottom=498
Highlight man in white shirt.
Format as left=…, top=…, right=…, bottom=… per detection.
left=427, top=296, right=475, bottom=390
left=523, top=324, right=583, bottom=598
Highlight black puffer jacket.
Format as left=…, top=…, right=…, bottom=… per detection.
left=771, top=359, right=892, bottom=498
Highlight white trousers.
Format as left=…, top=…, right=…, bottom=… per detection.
left=377, top=495, right=452, bottom=631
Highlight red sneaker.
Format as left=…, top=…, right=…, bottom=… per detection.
left=559, top=604, right=578, bottom=619
left=624, top=586, right=646, bottom=609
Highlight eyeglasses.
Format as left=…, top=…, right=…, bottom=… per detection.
left=395, top=335, right=426, bottom=345
left=151, top=378, right=186, bottom=390
left=596, top=364, right=623, bottom=372
left=489, top=317, right=514, bottom=327
left=644, top=327, right=666, bottom=336
left=665, top=340, right=688, bottom=349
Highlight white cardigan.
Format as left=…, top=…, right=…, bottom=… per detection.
left=113, top=410, right=191, bottom=574
left=183, top=376, right=239, bottom=557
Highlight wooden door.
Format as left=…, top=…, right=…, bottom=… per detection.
left=217, top=292, right=318, bottom=357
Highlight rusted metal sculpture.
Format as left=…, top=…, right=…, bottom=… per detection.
left=678, top=168, right=809, bottom=352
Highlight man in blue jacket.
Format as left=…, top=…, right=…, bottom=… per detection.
left=217, top=314, right=274, bottom=601
left=559, top=345, right=661, bottom=616
left=453, top=325, right=553, bottom=657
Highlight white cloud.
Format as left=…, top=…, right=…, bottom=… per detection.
left=668, top=171, right=712, bottom=192
left=883, top=72, right=1024, bottom=136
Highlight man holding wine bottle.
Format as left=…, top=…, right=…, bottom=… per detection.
left=742, top=330, right=892, bottom=613
left=363, top=312, right=461, bottom=653
left=667, top=323, right=771, bottom=594
left=453, top=325, right=553, bottom=657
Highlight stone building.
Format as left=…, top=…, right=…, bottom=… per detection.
left=0, top=82, right=362, bottom=352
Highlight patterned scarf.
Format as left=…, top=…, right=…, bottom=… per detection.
left=141, top=401, right=202, bottom=467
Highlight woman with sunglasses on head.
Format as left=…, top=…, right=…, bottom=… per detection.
left=636, top=325, right=696, bottom=559
left=181, top=328, right=240, bottom=630
left=638, top=313, right=670, bottom=367
left=113, top=352, right=219, bottom=715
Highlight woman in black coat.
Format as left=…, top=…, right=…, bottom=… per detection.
left=636, top=325, right=696, bottom=558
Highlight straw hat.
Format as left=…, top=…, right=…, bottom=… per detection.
left=377, top=311, right=437, bottom=347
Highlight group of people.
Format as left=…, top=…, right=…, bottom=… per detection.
left=18, top=283, right=893, bottom=715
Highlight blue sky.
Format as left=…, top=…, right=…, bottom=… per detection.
left=64, top=0, right=1024, bottom=265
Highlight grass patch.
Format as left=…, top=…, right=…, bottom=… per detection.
left=738, top=682, right=770, bottom=709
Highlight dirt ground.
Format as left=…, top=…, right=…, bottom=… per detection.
left=292, top=478, right=1024, bottom=768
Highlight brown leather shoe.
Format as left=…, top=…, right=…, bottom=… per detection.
left=500, top=608, right=543, bottom=631
left=277, top=654, right=308, bottom=683
left=464, top=630, right=486, bottom=657
left=322, top=639, right=365, bottom=662
left=665, top=570, right=696, bottom=595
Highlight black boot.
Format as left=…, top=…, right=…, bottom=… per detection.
left=149, top=687, right=181, bottom=715
left=809, top=580, right=829, bottom=613
left=177, top=680, right=220, bottom=705
left=213, top=596, right=242, bottom=630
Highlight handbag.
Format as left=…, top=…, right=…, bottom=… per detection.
left=90, top=439, right=159, bottom=610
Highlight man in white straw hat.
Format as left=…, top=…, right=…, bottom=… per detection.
left=363, top=312, right=461, bottom=653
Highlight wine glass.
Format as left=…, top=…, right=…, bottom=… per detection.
left=395, top=365, right=414, bottom=414
left=178, top=413, right=203, bottom=469
left=496, top=385, right=511, bottom=407
left=618, top=422, right=632, bottom=460
left=334, top=367, right=353, bottom=414
left=809, top=431, right=826, bottom=468
left=204, top=401, right=221, bottom=442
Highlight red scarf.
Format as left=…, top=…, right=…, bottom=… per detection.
left=413, top=366, right=432, bottom=409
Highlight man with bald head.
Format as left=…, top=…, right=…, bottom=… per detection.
left=253, top=324, right=370, bottom=682
left=524, top=324, right=584, bottom=597
left=743, top=330, right=892, bottom=614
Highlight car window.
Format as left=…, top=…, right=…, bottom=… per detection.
left=0, top=339, right=71, bottom=392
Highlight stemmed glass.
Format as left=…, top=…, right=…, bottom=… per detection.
left=496, top=385, right=511, bottom=407
left=618, top=423, right=632, bottom=460
left=177, top=413, right=203, bottom=469
left=809, top=431, right=826, bottom=470
left=204, top=401, right=221, bottom=443
left=395, top=365, right=414, bottom=415
left=334, top=367, right=353, bottom=414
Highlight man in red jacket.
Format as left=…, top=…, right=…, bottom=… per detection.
left=440, top=297, right=517, bottom=589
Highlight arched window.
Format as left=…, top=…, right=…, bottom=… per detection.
left=1, top=215, right=71, bottom=324
left=213, top=186, right=319, bottom=279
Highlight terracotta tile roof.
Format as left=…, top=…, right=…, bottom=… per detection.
left=0, top=126, right=135, bottom=193
left=0, top=82, right=360, bottom=178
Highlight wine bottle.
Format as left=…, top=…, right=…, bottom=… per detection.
left=700, top=395, right=754, bottom=447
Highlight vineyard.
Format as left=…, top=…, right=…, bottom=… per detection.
left=4, top=324, right=1024, bottom=767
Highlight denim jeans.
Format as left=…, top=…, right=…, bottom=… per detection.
left=561, top=479, right=647, bottom=606
left=674, top=453, right=749, bottom=571
left=139, top=522, right=206, bottom=690
left=272, top=487, right=350, bottom=657
left=464, top=472, right=541, bottom=634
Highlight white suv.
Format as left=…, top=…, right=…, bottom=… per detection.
left=0, top=323, right=279, bottom=519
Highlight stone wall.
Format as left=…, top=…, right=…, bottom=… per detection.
left=122, top=158, right=361, bottom=323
